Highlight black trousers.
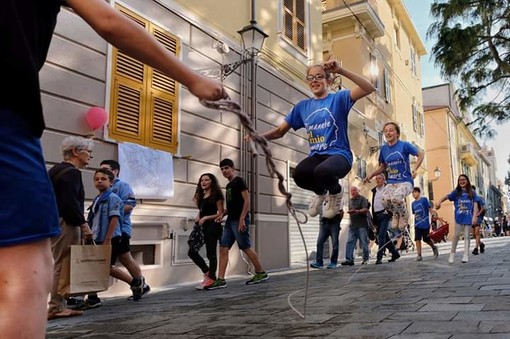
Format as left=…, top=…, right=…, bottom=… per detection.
left=188, top=222, right=222, bottom=279
left=293, top=154, right=351, bottom=195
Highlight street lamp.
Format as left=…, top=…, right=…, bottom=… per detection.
left=220, top=20, right=268, bottom=79
left=218, top=10, right=268, bottom=231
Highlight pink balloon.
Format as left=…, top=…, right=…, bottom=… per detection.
left=85, top=107, right=108, bottom=130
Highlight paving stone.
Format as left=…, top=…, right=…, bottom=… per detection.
left=46, top=237, right=510, bottom=338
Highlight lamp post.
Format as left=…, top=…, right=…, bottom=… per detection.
left=219, top=4, right=268, bottom=229
left=428, top=166, right=442, bottom=202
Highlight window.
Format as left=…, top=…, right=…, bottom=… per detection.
left=394, top=26, right=401, bottom=50
left=356, top=158, right=367, bottom=179
left=370, top=53, right=381, bottom=93
left=283, top=0, right=307, bottom=51
left=412, top=103, right=418, bottom=132
left=419, top=111, right=425, bottom=137
left=109, top=5, right=179, bottom=153
left=410, top=46, right=416, bottom=75
left=383, top=68, right=391, bottom=103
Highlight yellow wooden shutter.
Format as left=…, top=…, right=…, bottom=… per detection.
left=145, top=25, right=179, bottom=151
left=109, top=5, right=179, bottom=153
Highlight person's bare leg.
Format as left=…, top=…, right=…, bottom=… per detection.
left=242, top=248, right=264, bottom=272
left=118, top=252, right=142, bottom=278
left=110, top=266, right=134, bottom=285
left=0, top=239, right=52, bottom=339
left=217, top=247, right=229, bottom=279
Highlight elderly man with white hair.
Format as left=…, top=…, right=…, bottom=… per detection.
left=341, top=186, right=370, bottom=266
left=47, top=136, right=94, bottom=320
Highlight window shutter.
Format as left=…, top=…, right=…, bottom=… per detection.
left=283, top=0, right=306, bottom=51
left=144, top=25, right=179, bottom=152
left=109, top=5, right=180, bottom=153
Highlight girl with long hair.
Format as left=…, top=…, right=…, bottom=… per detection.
left=435, top=174, right=479, bottom=263
left=260, top=60, right=375, bottom=219
left=364, top=122, right=424, bottom=230
left=188, top=173, right=224, bottom=289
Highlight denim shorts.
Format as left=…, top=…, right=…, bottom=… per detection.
left=0, top=108, right=60, bottom=246
left=220, top=217, right=251, bottom=250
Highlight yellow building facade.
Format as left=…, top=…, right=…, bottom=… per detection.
left=321, top=0, right=430, bottom=210
left=423, top=83, right=492, bottom=234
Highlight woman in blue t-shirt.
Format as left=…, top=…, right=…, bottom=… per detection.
left=260, top=60, right=375, bottom=219
left=364, top=122, right=424, bottom=230
left=435, top=174, right=479, bottom=264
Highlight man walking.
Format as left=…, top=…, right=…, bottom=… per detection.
left=342, top=186, right=370, bottom=266
left=371, top=174, right=400, bottom=264
left=205, top=159, right=268, bottom=289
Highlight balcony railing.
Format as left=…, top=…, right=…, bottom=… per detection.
left=460, top=143, right=478, bottom=167
left=322, top=0, right=385, bottom=38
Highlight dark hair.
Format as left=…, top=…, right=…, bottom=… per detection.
left=219, top=158, right=234, bottom=168
left=193, top=173, right=224, bottom=208
left=456, top=174, right=474, bottom=199
left=100, top=159, right=120, bottom=172
left=383, top=122, right=400, bottom=137
left=94, top=168, right=115, bottom=182
left=413, top=187, right=421, bottom=193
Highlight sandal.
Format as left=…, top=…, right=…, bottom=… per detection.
left=47, top=309, right=83, bottom=320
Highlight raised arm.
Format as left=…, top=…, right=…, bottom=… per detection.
left=323, top=60, right=375, bottom=101
left=412, top=150, right=425, bottom=178
left=260, top=121, right=291, bottom=141
left=66, top=0, right=225, bottom=101
left=363, top=163, right=387, bottom=184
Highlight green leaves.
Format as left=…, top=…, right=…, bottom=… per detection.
left=428, top=0, right=510, bottom=137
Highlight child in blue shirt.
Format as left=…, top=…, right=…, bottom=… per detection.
left=260, top=61, right=375, bottom=220
left=435, top=174, right=479, bottom=264
left=411, top=187, right=439, bottom=261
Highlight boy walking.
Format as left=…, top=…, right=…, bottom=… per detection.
left=205, top=159, right=268, bottom=289
left=82, top=169, right=148, bottom=305
left=411, top=187, right=439, bottom=261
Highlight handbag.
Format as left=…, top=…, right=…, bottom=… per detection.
left=188, top=222, right=205, bottom=252
left=68, top=243, right=112, bottom=296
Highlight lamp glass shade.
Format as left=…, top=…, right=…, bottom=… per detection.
left=238, top=22, right=268, bottom=56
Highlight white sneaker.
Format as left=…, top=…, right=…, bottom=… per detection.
left=448, top=253, right=455, bottom=264
left=462, top=254, right=468, bottom=263
left=323, top=192, right=342, bottom=219
left=308, top=194, right=325, bottom=217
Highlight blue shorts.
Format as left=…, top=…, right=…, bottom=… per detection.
left=220, top=217, right=251, bottom=250
left=414, top=227, right=431, bottom=242
left=0, top=108, right=60, bottom=246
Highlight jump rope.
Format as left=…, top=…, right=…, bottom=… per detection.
left=200, top=98, right=411, bottom=318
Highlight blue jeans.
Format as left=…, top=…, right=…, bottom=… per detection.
left=345, top=227, right=369, bottom=262
left=220, top=217, right=251, bottom=250
left=374, top=211, right=399, bottom=260
left=315, top=218, right=341, bottom=265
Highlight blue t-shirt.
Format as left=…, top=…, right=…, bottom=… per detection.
left=379, top=140, right=418, bottom=185
left=112, top=178, right=136, bottom=236
left=474, top=195, right=485, bottom=225
left=412, top=197, right=432, bottom=229
left=447, top=189, right=477, bottom=225
left=88, top=189, right=123, bottom=243
left=284, top=90, right=354, bottom=165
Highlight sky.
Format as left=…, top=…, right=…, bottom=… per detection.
left=403, top=0, right=508, bottom=185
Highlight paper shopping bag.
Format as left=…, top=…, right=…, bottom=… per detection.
left=69, top=244, right=111, bottom=295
